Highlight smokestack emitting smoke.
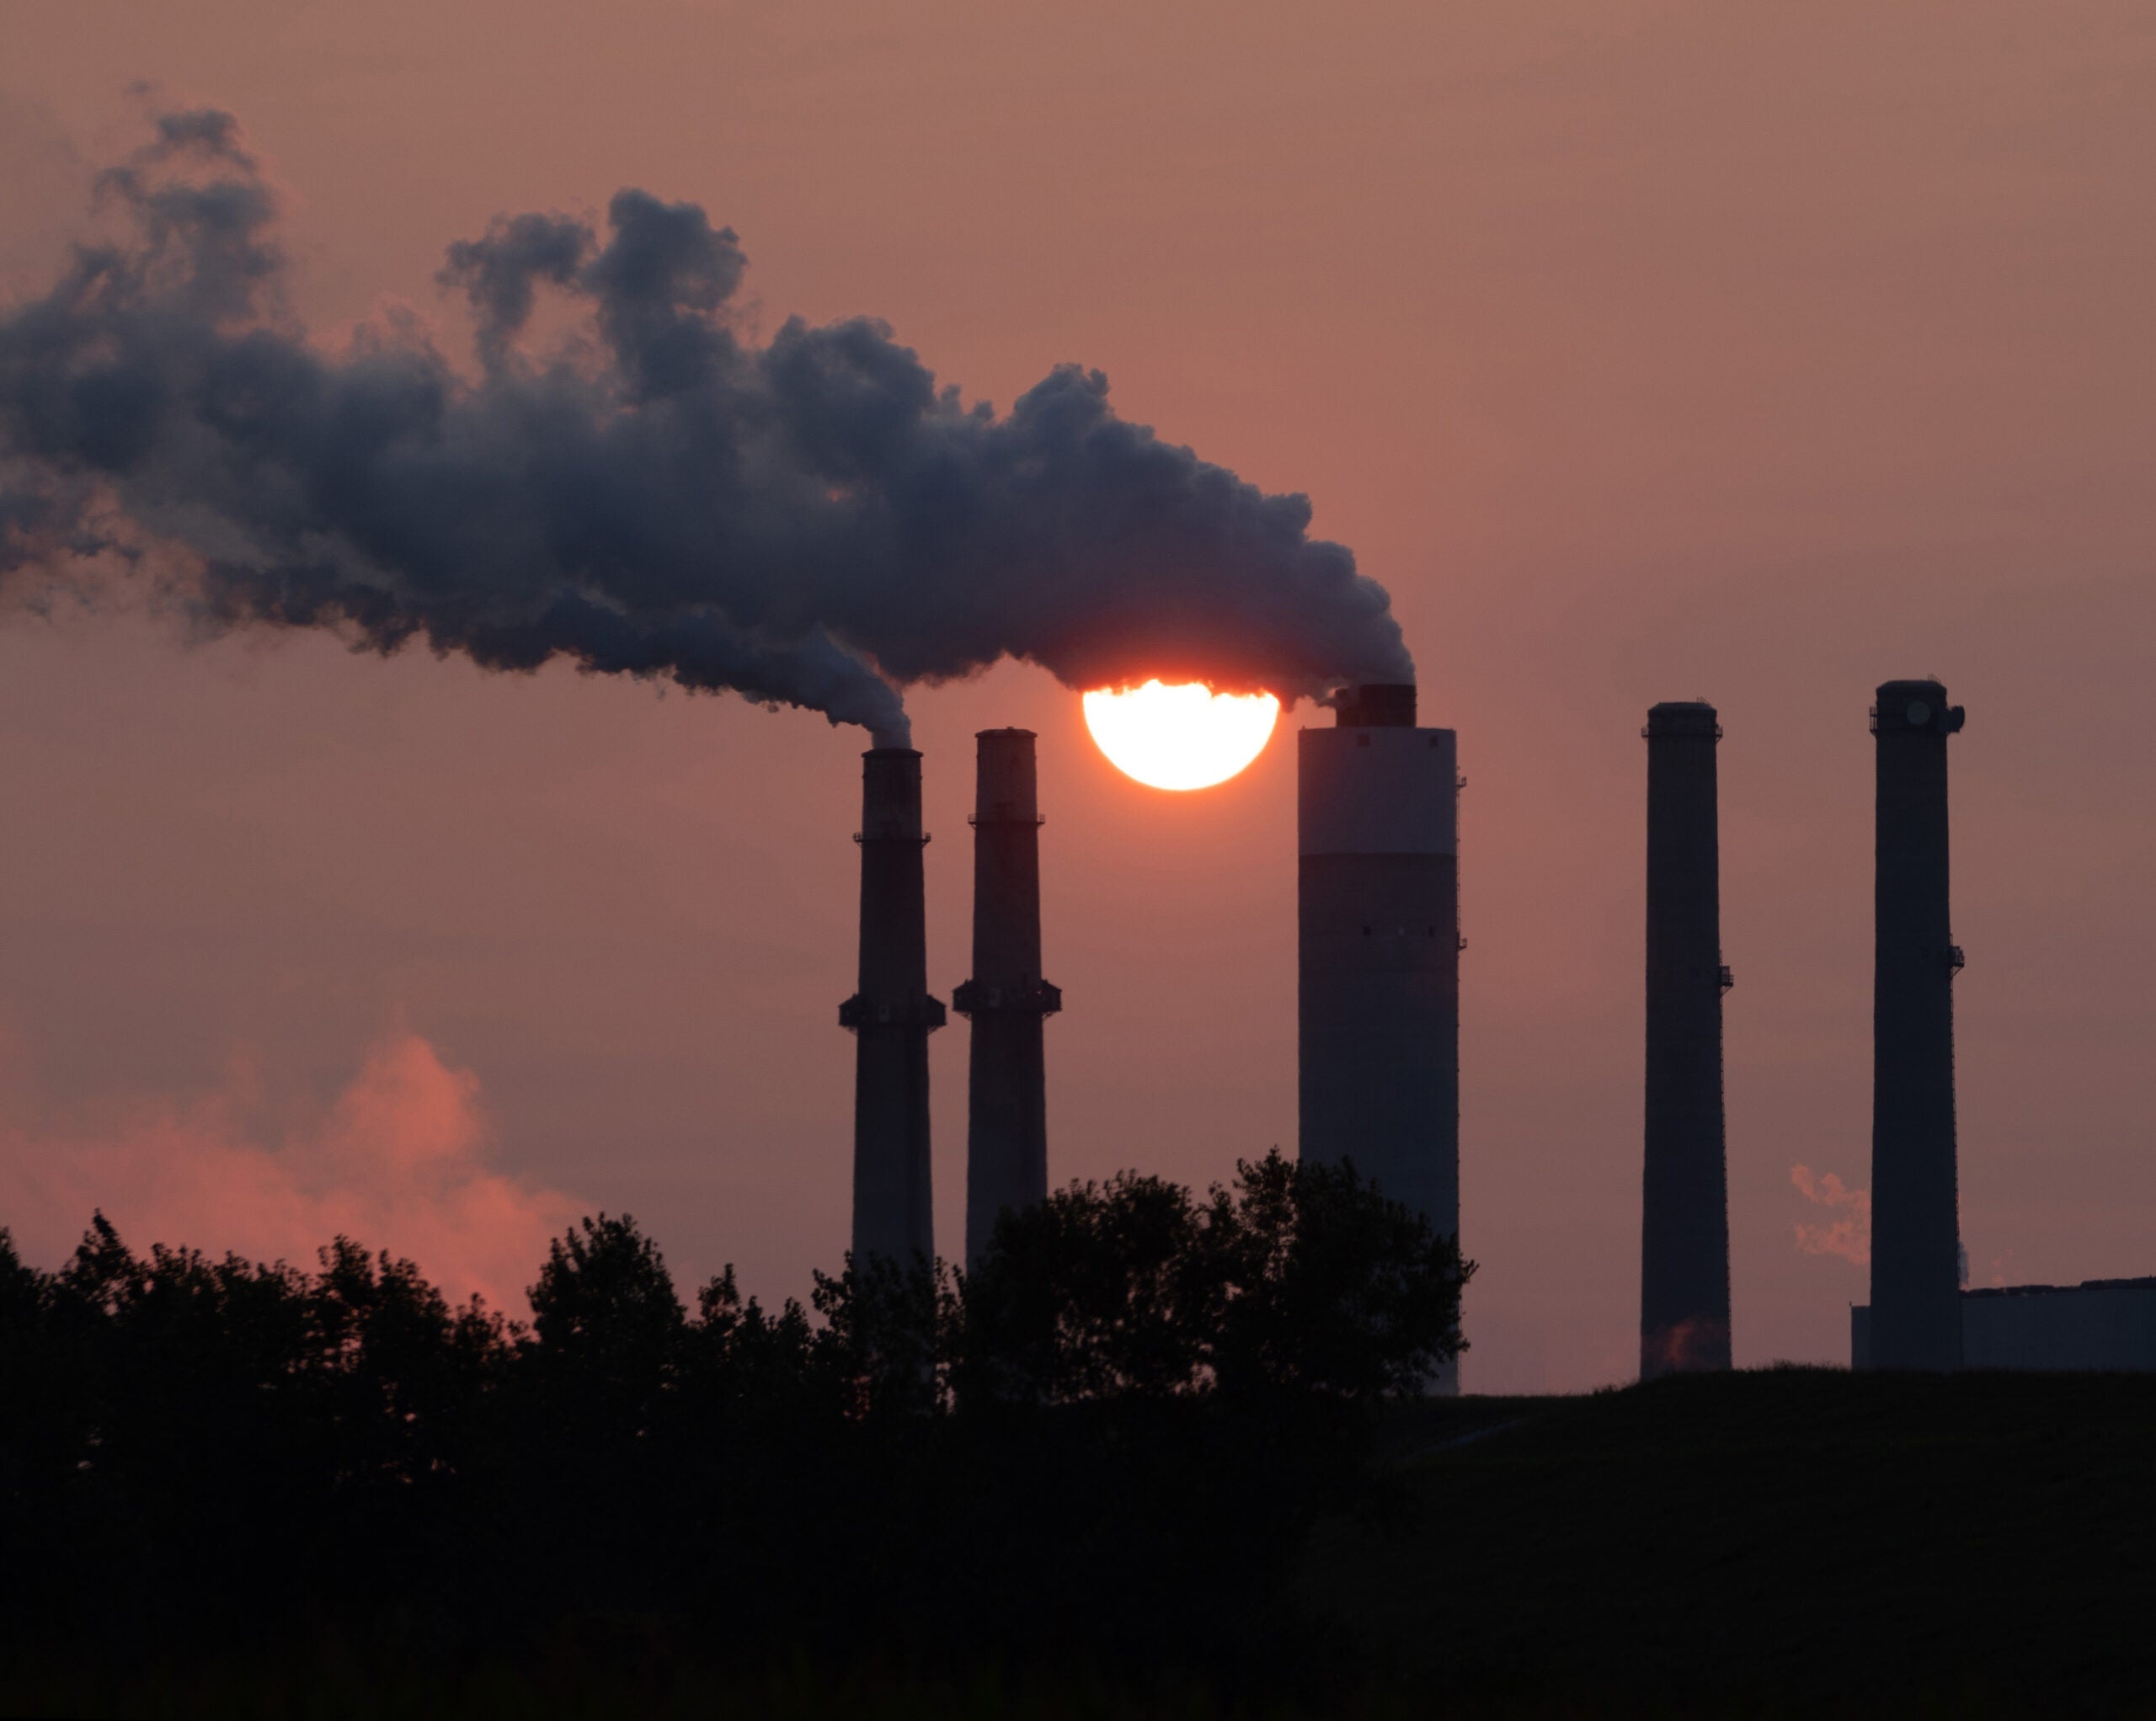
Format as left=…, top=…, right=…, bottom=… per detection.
left=1639, top=701, right=1732, bottom=1378
left=1867, top=679, right=1967, bottom=1370
left=1298, top=682, right=1461, bottom=1392
left=840, top=748, right=942, bottom=1264
left=954, top=728, right=1059, bottom=1266
left=0, top=112, right=1413, bottom=743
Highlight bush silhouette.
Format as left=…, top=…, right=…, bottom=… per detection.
left=955, top=1151, right=1470, bottom=1406
left=0, top=1155, right=1470, bottom=1684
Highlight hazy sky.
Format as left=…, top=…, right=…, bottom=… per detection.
left=3, top=0, right=2152, bottom=1388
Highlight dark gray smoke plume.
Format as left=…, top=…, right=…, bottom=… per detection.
left=0, top=111, right=1412, bottom=745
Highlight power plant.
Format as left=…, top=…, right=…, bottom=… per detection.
left=1296, top=681, right=1463, bottom=1391
left=954, top=728, right=1061, bottom=1266
left=841, top=746, right=944, bottom=1265
left=1639, top=701, right=1732, bottom=1377
left=822, top=676, right=2150, bottom=1381
left=1862, top=679, right=1967, bottom=1370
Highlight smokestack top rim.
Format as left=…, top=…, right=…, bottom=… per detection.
left=1646, top=700, right=1721, bottom=738
left=1874, top=679, right=1966, bottom=735
left=974, top=727, right=1038, bottom=741
left=862, top=745, right=924, bottom=759
left=1332, top=682, right=1417, bottom=728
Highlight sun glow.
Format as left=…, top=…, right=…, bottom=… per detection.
left=1081, top=680, right=1282, bottom=791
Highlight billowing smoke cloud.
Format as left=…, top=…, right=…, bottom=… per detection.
left=0, top=111, right=1411, bottom=746
left=1790, top=1164, right=1870, bottom=1266
left=0, top=1026, right=580, bottom=1313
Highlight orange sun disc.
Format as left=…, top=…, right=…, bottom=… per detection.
left=1081, top=680, right=1281, bottom=791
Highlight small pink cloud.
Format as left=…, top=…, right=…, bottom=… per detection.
left=1790, top=1163, right=1870, bottom=1266
left=0, top=1028, right=583, bottom=1313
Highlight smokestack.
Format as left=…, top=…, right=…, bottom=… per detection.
left=1867, top=679, right=1967, bottom=1369
left=1640, top=701, right=1732, bottom=1378
left=1298, top=682, right=1462, bottom=1393
left=954, top=729, right=1061, bottom=1265
left=840, top=748, right=945, bottom=1265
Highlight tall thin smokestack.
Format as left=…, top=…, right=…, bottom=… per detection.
left=1867, top=679, right=1967, bottom=1369
left=1298, top=682, right=1462, bottom=1393
left=955, top=729, right=1061, bottom=1265
left=1640, top=701, right=1732, bottom=1378
left=840, top=748, right=944, bottom=1265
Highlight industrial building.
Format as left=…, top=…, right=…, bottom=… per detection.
left=840, top=746, right=944, bottom=1265
left=1853, top=1281, right=2156, bottom=1371
left=954, top=728, right=1061, bottom=1266
left=1639, top=701, right=1732, bottom=1377
left=1864, top=679, right=1967, bottom=1370
left=1297, top=681, right=1462, bottom=1390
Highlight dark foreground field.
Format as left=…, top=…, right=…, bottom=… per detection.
left=1309, top=1367, right=2156, bottom=1718
left=5, top=1368, right=2150, bottom=1719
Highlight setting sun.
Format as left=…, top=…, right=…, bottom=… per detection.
left=1081, top=680, right=1282, bottom=791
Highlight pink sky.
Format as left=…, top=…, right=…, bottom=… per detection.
left=3, top=1, right=2152, bottom=1388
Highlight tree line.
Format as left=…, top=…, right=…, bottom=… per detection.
left=0, top=1151, right=1469, bottom=1686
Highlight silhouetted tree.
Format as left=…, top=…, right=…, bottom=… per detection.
left=0, top=1226, right=80, bottom=1519
left=1207, top=1151, right=1471, bottom=1402
left=0, top=1154, right=1473, bottom=1685
left=686, top=1264, right=820, bottom=1422
left=955, top=1170, right=1218, bottom=1405
left=525, top=1212, right=686, bottom=1441
left=808, top=1251, right=957, bottom=1419
left=955, top=1150, right=1471, bottom=1408
left=307, top=1237, right=503, bottom=1493
left=62, top=1223, right=316, bottom=1500
left=0, top=1228, right=39, bottom=1327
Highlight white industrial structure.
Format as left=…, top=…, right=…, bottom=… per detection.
left=1297, top=682, right=1462, bottom=1390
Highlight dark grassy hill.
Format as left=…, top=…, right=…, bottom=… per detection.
left=1305, top=1367, right=2156, bottom=1718
left=6, top=1370, right=2149, bottom=1718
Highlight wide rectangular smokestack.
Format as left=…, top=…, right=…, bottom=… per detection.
left=1298, top=681, right=1461, bottom=1392
left=1640, top=701, right=1732, bottom=1378
left=840, top=747, right=944, bottom=1265
left=1867, top=679, right=1966, bottom=1369
left=955, top=728, right=1060, bottom=1265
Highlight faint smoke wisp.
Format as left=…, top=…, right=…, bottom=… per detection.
left=1643, top=1315, right=1731, bottom=1374
left=1790, top=1164, right=1870, bottom=1266
left=0, top=111, right=1412, bottom=746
